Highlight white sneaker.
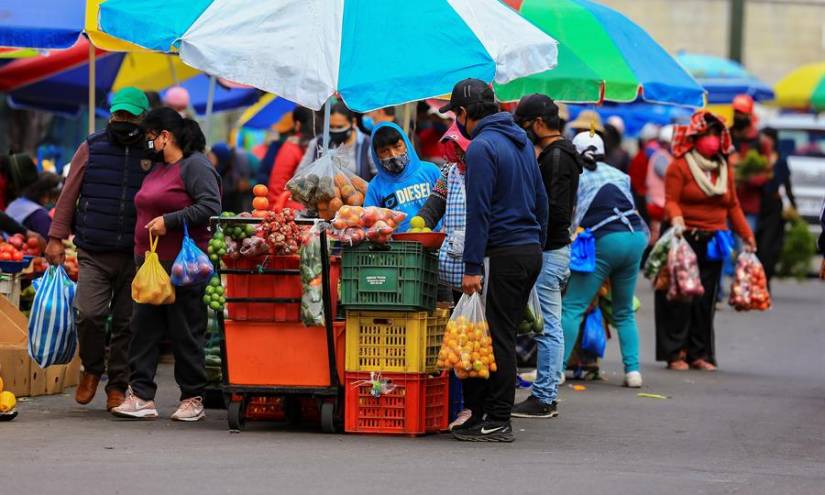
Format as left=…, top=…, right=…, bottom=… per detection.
left=171, top=396, right=205, bottom=422
left=111, top=388, right=159, bottom=419
left=558, top=372, right=566, bottom=386
left=624, top=371, right=643, bottom=388
left=448, top=409, right=473, bottom=431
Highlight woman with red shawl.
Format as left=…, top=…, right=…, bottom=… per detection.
left=655, top=111, right=754, bottom=372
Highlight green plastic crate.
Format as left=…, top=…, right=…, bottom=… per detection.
left=341, top=241, right=438, bottom=311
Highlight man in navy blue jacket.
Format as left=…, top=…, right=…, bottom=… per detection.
left=439, top=79, right=547, bottom=442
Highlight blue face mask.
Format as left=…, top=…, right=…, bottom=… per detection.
left=361, top=116, right=374, bottom=132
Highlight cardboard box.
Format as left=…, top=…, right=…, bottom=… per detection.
left=0, top=344, right=30, bottom=396
left=63, top=351, right=81, bottom=388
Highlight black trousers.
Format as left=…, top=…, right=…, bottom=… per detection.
left=756, top=194, right=785, bottom=285
left=75, top=249, right=135, bottom=392
left=129, top=282, right=208, bottom=401
left=462, top=245, right=542, bottom=421
left=655, top=232, right=722, bottom=365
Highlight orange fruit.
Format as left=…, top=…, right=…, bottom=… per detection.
left=478, top=369, right=490, bottom=379
left=252, top=196, right=270, bottom=210
left=490, top=363, right=497, bottom=372
left=252, top=184, right=269, bottom=197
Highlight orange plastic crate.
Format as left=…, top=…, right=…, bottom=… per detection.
left=224, top=255, right=339, bottom=322
left=344, top=371, right=448, bottom=436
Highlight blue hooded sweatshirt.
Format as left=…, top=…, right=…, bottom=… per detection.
left=464, top=112, right=548, bottom=276
left=365, top=122, right=441, bottom=233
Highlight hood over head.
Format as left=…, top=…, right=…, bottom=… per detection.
left=370, top=121, right=422, bottom=181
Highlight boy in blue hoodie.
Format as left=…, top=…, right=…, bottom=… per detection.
left=364, top=122, right=441, bottom=232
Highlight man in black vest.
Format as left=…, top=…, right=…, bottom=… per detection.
left=45, top=87, right=151, bottom=411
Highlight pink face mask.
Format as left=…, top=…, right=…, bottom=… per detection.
left=694, top=134, right=721, bottom=158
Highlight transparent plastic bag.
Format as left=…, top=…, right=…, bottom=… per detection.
left=644, top=227, right=674, bottom=280
left=300, top=223, right=326, bottom=326
left=518, top=286, right=544, bottom=335
left=132, top=233, right=176, bottom=305
left=437, top=292, right=496, bottom=379
left=286, top=149, right=368, bottom=219
left=666, top=236, right=704, bottom=302
left=330, top=206, right=406, bottom=246
left=729, top=252, right=772, bottom=311
left=171, top=223, right=214, bottom=287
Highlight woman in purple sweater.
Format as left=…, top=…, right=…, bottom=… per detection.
left=112, top=108, right=221, bottom=422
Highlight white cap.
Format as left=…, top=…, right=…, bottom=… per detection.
left=606, top=115, right=625, bottom=135
left=659, top=124, right=675, bottom=144
left=572, top=131, right=605, bottom=157
left=640, top=123, right=660, bottom=142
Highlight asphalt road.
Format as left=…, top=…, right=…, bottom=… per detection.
left=4, top=280, right=824, bottom=495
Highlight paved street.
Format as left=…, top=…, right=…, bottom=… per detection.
left=4, top=280, right=824, bottom=495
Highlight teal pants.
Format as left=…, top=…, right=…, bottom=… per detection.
left=562, top=231, right=647, bottom=373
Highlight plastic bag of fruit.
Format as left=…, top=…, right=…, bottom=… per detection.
left=132, top=233, right=176, bottom=305
left=437, top=292, right=496, bottom=379
left=299, top=223, right=326, bottom=326
left=729, top=251, right=771, bottom=311
left=666, top=236, right=704, bottom=302
left=518, top=286, right=544, bottom=335
left=286, top=150, right=369, bottom=220
left=644, top=227, right=674, bottom=280
left=330, top=206, right=406, bottom=246
left=170, top=223, right=215, bottom=287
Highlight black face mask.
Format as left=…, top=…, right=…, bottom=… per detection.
left=329, top=127, right=352, bottom=146
left=107, top=121, right=144, bottom=146
left=523, top=122, right=540, bottom=145
left=733, top=115, right=751, bottom=131
left=145, top=138, right=165, bottom=163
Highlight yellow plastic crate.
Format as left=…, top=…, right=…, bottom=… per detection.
left=345, top=308, right=449, bottom=373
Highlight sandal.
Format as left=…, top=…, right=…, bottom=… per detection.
left=690, top=359, right=717, bottom=372
left=667, top=359, right=689, bottom=371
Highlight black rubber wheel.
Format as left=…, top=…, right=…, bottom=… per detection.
left=320, top=401, right=336, bottom=433
left=227, top=400, right=245, bottom=432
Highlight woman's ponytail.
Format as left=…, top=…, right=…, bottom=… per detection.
left=179, top=118, right=206, bottom=157
left=142, top=107, right=206, bottom=158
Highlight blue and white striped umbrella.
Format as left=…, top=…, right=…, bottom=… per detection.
left=98, top=0, right=558, bottom=111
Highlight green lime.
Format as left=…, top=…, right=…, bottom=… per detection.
left=203, top=295, right=211, bottom=305
left=218, top=296, right=226, bottom=304
left=210, top=277, right=221, bottom=287
left=218, top=248, right=226, bottom=256
left=209, top=301, right=222, bottom=310
left=215, top=286, right=224, bottom=295
left=214, top=231, right=224, bottom=241
left=205, top=286, right=215, bottom=295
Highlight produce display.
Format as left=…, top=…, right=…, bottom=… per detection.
left=330, top=206, right=406, bottom=245
left=286, top=151, right=368, bottom=219
left=63, top=239, right=78, bottom=280
left=252, top=184, right=271, bottom=218
left=3, top=233, right=41, bottom=260
left=256, top=209, right=303, bottom=255
left=203, top=275, right=226, bottom=312
left=299, top=225, right=327, bottom=326
left=437, top=293, right=496, bottom=379
left=729, top=252, right=772, bottom=311
left=407, top=216, right=432, bottom=233
left=666, top=237, right=704, bottom=302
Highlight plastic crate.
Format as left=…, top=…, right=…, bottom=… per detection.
left=341, top=241, right=437, bottom=312
left=224, top=255, right=339, bottom=322
left=345, top=308, right=448, bottom=373
left=344, top=371, right=448, bottom=435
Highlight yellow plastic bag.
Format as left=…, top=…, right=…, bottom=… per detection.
left=132, top=233, right=176, bottom=305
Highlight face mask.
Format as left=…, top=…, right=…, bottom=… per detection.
left=361, top=116, right=374, bottom=133
left=694, top=134, right=721, bottom=158
left=380, top=153, right=410, bottom=175
left=329, top=126, right=352, bottom=146
left=108, top=121, right=144, bottom=146
left=455, top=110, right=472, bottom=140
left=523, top=122, right=540, bottom=145
left=733, top=115, right=751, bottom=131
left=146, top=137, right=166, bottom=163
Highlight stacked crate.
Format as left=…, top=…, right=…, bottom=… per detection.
left=341, top=241, right=450, bottom=435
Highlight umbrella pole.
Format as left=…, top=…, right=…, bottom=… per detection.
left=88, top=42, right=96, bottom=135
left=204, top=74, right=217, bottom=144
left=322, top=98, right=331, bottom=156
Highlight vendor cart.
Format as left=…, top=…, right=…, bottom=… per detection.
left=210, top=216, right=343, bottom=433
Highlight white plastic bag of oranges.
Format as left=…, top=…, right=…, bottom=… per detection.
left=437, top=292, right=496, bottom=379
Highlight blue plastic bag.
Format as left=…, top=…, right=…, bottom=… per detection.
left=570, top=229, right=596, bottom=273
left=707, top=230, right=735, bottom=262
left=28, top=265, right=77, bottom=367
left=581, top=307, right=606, bottom=358
left=171, top=223, right=214, bottom=287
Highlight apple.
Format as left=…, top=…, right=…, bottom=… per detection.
left=172, top=264, right=185, bottom=278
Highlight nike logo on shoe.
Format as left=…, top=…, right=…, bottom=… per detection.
left=481, top=426, right=504, bottom=434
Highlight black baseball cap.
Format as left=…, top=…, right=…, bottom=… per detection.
left=439, top=78, right=495, bottom=114
left=513, top=93, right=559, bottom=126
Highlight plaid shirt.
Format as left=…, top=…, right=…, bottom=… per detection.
left=438, top=164, right=466, bottom=289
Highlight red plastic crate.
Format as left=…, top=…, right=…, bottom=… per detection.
left=224, top=255, right=340, bottom=322
left=344, top=371, right=448, bottom=436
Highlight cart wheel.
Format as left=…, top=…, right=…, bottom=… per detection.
left=228, top=400, right=245, bottom=432
left=284, top=397, right=302, bottom=426
left=320, top=400, right=336, bottom=433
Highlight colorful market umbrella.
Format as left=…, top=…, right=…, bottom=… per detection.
left=675, top=52, right=774, bottom=104
left=774, top=62, right=825, bottom=112
left=0, top=38, right=199, bottom=115
left=97, top=0, right=559, bottom=112
left=163, top=74, right=261, bottom=116
left=496, top=0, right=705, bottom=107
left=0, top=0, right=85, bottom=49
left=237, top=94, right=297, bottom=130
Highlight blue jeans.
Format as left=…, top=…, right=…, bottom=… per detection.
left=532, top=246, right=570, bottom=405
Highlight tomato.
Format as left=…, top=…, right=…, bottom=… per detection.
left=13, top=251, right=23, bottom=261
left=0, top=252, right=11, bottom=261
left=26, top=237, right=40, bottom=248
left=252, top=184, right=269, bottom=197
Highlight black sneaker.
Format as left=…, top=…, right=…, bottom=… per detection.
left=510, top=396, right=558, bottom=419
left=452, top=420, right=514, bottom=443
left=450, top=412, right=482, bottom=432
